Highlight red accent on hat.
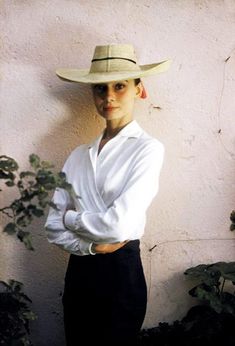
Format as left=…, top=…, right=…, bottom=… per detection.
left=141, top=86, right=147, bottom=99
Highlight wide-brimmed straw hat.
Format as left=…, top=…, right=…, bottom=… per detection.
left=56, top=44, right=171, bottom=84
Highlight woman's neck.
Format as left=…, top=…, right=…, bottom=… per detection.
left=104, top=118, right=133, bottom=139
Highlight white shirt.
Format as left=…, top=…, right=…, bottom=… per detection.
left=44, top=120, right=164, bottom=256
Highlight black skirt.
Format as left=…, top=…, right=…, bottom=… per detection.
left=62, top=240, right=147, bottom=346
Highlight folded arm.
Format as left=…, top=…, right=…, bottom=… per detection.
left=44, top=187, right=127, bottom=255
left=64, top=143, right=164, bottom=243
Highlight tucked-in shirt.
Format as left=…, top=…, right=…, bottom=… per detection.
left=44, top=120, right=164, bottom=256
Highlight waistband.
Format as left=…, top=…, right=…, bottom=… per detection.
left=122, top=239, right=140, bottom=250
left=99, top=239, right=140, bottom=260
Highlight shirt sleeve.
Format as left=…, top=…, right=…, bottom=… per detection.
left=64, top=142, right=165, bottom=243
left=44, top=187, right=93, bottom=256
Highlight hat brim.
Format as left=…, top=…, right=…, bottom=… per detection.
left=55, top=60, right=172, bottom=84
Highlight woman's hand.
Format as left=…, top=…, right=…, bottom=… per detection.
left=91, top=241, right=129, bottom=254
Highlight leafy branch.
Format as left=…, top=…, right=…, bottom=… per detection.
left=0, top=154, right=76, bottom=250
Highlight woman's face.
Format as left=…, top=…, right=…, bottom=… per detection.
left=92, top=79, right=142, bottom=121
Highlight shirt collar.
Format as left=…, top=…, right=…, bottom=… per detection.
left=88, top=120, right=143, bottom=149
left=117, top=120, right=143, bottom=138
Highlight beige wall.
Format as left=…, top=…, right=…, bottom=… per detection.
left=1, top=1, right=235, bottom=345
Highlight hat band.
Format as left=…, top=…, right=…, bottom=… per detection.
left=91, top=56, right=137, bottom=64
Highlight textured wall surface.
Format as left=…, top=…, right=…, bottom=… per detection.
left=1, top=1, right=235, bottom=345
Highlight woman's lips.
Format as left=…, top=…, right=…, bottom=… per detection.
left=103, top=106, right=119, bottom=111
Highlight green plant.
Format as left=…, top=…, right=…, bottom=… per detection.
left=0, top=154, right=75, bottom=345
left=139, top=218, right=235, bottom=346
left=184, top=261, right=235, bottom=315
left=139, top=261, right=235, bottom=346
left=0, top=154, right=76, bottom=250
left=0, top=280, right=37, bottom=346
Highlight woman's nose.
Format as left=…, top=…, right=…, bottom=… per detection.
left=105, top=87, right=115, bottom=101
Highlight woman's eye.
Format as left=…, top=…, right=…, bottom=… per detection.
left=115, top=83, right=125, bottom=90
left=93, top=84, right=107, bottom=94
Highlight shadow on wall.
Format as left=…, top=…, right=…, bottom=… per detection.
left=17, top=52, right=105, bottom=346
left=43, top=81, right=104, bottom=158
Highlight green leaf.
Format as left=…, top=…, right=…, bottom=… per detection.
left=9, top=279, right=24, bottom=293
left=184, top=264, right=208, bottom=277
left=20, top=189, right=37, bottom=202
left=11, top=200, right=25, bottom=214
left=29, top=154, right=41, bottom=170
left=3, top=222, right=17, bottom=235
left=0, top=155, right=19, bottom=171
left=38, top=190, right=49, bottom=201
left=20, top=171, right=36, bottom=179
left=17, top=230, right=34, bottom=251
left=22, top=311, right=37, bottom=321
left=39, top=199, right=49, bottom=208
left=230, top=210, right=235, bottom=223
left=212, top=262, right=235, bottom=282
left=17, top=179, right=24, bottom=189
left=31, top=207, right=44, bottom=217
left=36, top=169, right=56, bottom=189
left=16, top=215, right=31, bottom=227
left=41, top=160, right=54, bottom=169
left=189, top=284, right=223, bottom=313
left=19, top=337, right=33, bottom=346
left=230, top=223, right=235, bottom=231
left=28, top=205, right=45, bottom=218
left=184, top=264, right=221, bottom=286
left=5, top=180, right=15, bottom=187
left=58, top=171, right=66, bottom=179
left=0, top=170, right=15, bottom=181
left=0, top=170, right=9, bottom=179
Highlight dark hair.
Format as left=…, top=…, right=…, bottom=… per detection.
left=134, top=78, right=141, bottom=85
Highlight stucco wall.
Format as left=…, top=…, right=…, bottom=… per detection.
left=1, top=1, right=235, bottom=345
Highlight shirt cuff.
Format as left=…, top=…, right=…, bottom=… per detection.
left=78, top=239, right=94, bottom=256
left=64, top=210, right=82, bottom=231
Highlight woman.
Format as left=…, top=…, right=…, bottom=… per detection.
left=45, top=44, right=171, bottom=346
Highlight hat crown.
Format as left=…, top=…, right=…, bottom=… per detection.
left=89, top=44, right=141, bottom=74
